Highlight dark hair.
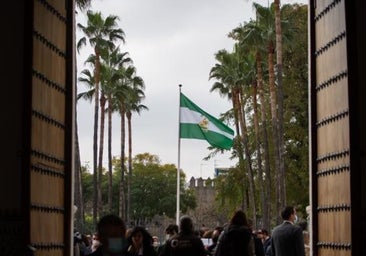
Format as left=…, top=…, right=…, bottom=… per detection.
left=281, top=206, right=295, bottom=220
left=259, top=229, right=269, bottom=236
left=97, top=214, right=126, bottom=236
left=179, top=216, right=194, bottom=234
left=127, top=226, right=153, bottom=247
left=215, top=226, right=224, bottom=233
left=230, top=210, right=248, bottom=226
left=166, top=224, right=179, bottom=234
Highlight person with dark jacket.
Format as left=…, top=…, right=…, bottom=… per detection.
left=161, top=216, right=206, bottom=256
left=89, top=214, right=127, bottom=256
left=252, top=233, right=265, bottom=256
left=156, top=224, right=179, bottom=256
left=207, top=226, right=223, bottom=255
left=271, top=206, right=305, bottom=256
left=214, top=210, right=254, bottom=256
left=257, top=229, right=272, bottom=256
left=124, top=226, right=157, bottom=256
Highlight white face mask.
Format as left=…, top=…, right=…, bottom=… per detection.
left=165, top=234, right=170, bottom=241
left=108, top=237, right=126, bottom=254
left=92, top=239, right=100, bottom=248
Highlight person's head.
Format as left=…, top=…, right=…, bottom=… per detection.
left=257, top=228, right=269, bottom=241
left=211, top=226, right=223, bottom=244
left=166, top=224, right=179, bottom=236
left=179, top=215, right=194, bottom=234
left=152, top=236, right=160, bottom=247
left=127, top=226, right=152, bottom=249
left=202, top=229, right=213, bottom=238
left=230, top=209, right=248, bottom=227
left=96, top=214, right=127, bottom=255
left=281, top=206, right=297, bottom=223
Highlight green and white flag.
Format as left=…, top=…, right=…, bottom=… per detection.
left=179, top=92, right=234, bottom=149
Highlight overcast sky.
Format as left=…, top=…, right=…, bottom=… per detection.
left=76, top=0, right=306, bottom=180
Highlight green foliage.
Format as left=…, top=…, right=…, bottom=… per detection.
left=211, top=2, right=309, bottom=225
left=282, top=4, right=309, bottom=211
left=130, top=153, right=196, bottom=225
left=80, top=153, right=196, bottom=227
left=214, top=166, right=246, bottom=218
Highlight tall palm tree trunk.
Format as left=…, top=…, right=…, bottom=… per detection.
left=236, top=89, right=256, bottom=227
left=252, top=80, right=265, bottom=230
left=256, top=52, right=271, bottom=231
left=97, top=93, right=106, bottom=216
left=107, top=94, right=113, bottom=213
left=119, top=107, right=126, bottom=220
left=274, top=0, right=286, bottom=209
left=231, top=94, right=247, bottom=210
left=268, top=41, right=281, bottom=224
left=74, top=114, right=84, bottom=232
left=92, top=51, right=101, bottom=225
left=126, top=112, right=132, bottom=226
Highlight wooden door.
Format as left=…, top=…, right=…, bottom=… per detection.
left=309, top=0, right=366, bottom=255
left=29, top=0, right=74, bottom=255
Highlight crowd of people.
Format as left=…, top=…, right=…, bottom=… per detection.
left=74, top=205, right=309, bottom=256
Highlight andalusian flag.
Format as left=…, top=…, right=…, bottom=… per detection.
left=179, top=92, right=234, bottom=149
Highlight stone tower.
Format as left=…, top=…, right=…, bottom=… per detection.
left=188, top=177, right=220, bottom=230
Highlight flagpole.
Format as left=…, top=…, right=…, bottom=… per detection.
left=176, top=84, right=182, bottom=225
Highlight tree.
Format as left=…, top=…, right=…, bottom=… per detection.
left=102, top=47, right=132, bottom=213
left=229, top=18, right=272, bottom=230
left=125, top=77, right=148, bottom=225
left=209, top=48, right=257, bottom=225
left=74, top=0, right=93, bottom=233
left=129, top=153, right=196, bottom=226
left=112, top=65, right=141, bottom=219
left=80, top=153, right=196, bottom=230
left=274, top=0, right=286, bottom=215
left=76, top=0, right=92, bottom=11
left=214, top=166, right=247, bottom=218
left=212, top=2, right=307, bottom=228
left=77, top=10, right=125, bottom=224
left=281, top=3, right=308, bottom=212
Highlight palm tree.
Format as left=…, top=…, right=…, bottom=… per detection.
left=229, top=19, right=272, bottom=230
left=102, top=47, right=132, bottom=213
left=274, top=0, right=286, bottom=214
left=77, top=10, right=125, bottom=224
left=125, top=75, right=147, bottom=226
left=254, top=3, right=282, bottom=221
left=112, top=65, right=138, bottom=219
left=74, top=0, right=93, bottom=233
left=235, top=44, right=267, bottom=231
left=209, top=48, right=257, bottom=224
left=76, top=0, right=92, bottom=11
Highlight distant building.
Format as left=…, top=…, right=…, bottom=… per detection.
left=214, top=167, right=230, bottom=177
left=187, top=177, right=226, bottom=230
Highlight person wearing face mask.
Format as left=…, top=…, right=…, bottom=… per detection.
left=271, top=206, right=305, bottom=256
left=89, top=214, right=127, bottom=256
left=156, top=224, right=178, bottom=256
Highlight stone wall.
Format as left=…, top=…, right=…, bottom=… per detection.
left=187, top=177, right=224, bottom=230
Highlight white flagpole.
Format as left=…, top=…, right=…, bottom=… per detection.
left=176, top=84, right=182, bottom=225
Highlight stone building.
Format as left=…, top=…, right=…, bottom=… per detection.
left=187, top=177, right=226, bottom=230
